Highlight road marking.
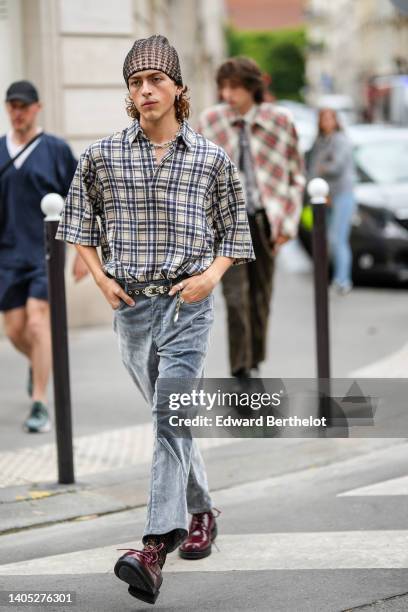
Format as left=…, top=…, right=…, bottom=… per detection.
left=349, top=342, right=408, bottom=378
left=0, top=425, right=240, bottom=488
left=339, top=474, right=408, bottom=497
left=1, top=531, right=408, bottom=574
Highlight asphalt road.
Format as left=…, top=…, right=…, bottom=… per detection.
left=1, top=438, right=408, bottom=611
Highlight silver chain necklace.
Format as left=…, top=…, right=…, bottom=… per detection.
left=148, top=127, right=181, bottom=149
left=149, top=137, right=176, bottom=149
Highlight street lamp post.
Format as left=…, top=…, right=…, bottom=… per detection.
left=41, top=193, right=75, bottom=484
left=307, top=178, right=332, bottom=426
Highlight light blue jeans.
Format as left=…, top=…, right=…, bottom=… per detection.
left=113, top=285, right=214, bottom=553
left=328, top=191, right=356, bottom=288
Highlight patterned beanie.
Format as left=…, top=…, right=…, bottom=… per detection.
left=123, top=35, right=183, bottom=87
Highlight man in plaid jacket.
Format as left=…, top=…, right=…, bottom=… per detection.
left=198, top=56, right=305, bottom=379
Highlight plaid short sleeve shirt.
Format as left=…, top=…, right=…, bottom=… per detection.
left=197, top=103, right=305, bottom=239
left=56, top=120, right=254, bottom=282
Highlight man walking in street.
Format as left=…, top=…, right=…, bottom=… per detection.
left=198, top=57, right=305, bottom=380
left=0, top=80, right=77, bottom=433
left=56, top=35, right=254, bottom=605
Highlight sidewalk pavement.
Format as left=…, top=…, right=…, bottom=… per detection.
left=0, top=425, right=402, bottom=536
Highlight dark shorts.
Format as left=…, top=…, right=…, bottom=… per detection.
left=0, top=266, right=48, bottom=312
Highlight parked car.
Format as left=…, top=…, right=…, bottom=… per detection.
left=299, top=125, right=408, bottom=285
left=277, top=100, right=317, bottom=153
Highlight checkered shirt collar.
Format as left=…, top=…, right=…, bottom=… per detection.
left=227, top=103, right=269, bottom=130
left=127, top=119, right=195, bottom=149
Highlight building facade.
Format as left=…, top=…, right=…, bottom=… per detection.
left=1, top=0, right=226, bottom=155
left=305, top=0, right=408, bottom=119
left=225, top=0, right=304, bottom=31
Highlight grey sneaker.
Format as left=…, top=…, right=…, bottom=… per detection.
left=24, top=402, right=51, bottom=433
left=331, top=281, right=353, bottom=296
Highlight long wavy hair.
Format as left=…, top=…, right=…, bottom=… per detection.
left=318, top=108, right=342, bottom=135
left=125, top=85, right=190, bottom=122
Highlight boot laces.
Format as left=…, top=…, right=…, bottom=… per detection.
left=191, top=507, right=221, bottom=532
left=117, top=542, right=164, bottom=565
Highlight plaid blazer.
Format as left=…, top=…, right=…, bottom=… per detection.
left=197, top=103, right=305, bottom=239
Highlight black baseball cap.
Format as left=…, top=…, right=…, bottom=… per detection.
left=5, top=80, right=39, bottom=104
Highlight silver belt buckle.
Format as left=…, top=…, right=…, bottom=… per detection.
left=143, top=284, right=168, bottom=297
left=143, top=284, right=157, bottom=297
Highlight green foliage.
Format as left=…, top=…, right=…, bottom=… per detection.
left=226, top=26, right=306, bottom=101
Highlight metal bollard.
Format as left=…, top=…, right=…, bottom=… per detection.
left=307, top=178, right=332, bottom=426
left=41, top=193, right=75, bottom=484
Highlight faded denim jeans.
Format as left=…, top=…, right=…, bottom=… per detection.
left=328, top=191, right=356, bottom=289
left=113, top=284, right=214, bottom=552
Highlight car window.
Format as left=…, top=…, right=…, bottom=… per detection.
left=354, top=140, right=408, bottom=184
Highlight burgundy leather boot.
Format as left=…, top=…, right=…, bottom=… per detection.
left=179, top=509, right=220, bottom=560
left=114, top=542, right=165, bottom=604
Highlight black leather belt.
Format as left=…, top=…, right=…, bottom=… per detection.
left=128, top=284, right=169, bottom=297
left=111, top=273, right=195, bottom=323
left=120, top=274, right=190, bottom=298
